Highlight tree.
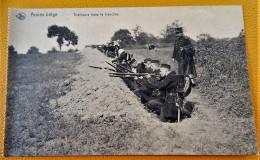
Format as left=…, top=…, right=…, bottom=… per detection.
left=132, top=25, right=159, bottom=45
left=132, top=25, right=143, bottom=40
left=111, top=29, right=135, bottom=47
left=147, top=33, right=158, bottom=44
left=135, top=32, right=158, bottom=45
left=161, top=19, right=182, bottom=43
left=136, top=32, right=149, bottom=45
left=27, top=46, right=41, bottom=54
left=47, top=25, right=78, bottom=50
left=8, top=45, right=18, bottom=55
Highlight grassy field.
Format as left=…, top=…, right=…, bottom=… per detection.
left=5, top=52, right=82, bottom=156
left=4, top=36, right=258, bottom=156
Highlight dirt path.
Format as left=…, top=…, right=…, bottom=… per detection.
left=47, top=48, right=253, bottom=155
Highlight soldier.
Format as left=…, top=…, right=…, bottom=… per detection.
left=106, top=42, right=119, bottom=58
left=136, top=58, right=153, bottom=73
left=150, top=60, right=162, bottom=79
left=172, top=27, right=197, bottom=85
left=145, top=64, right=191, bottom=122
left=150, top=60, right=160, bottom=71
left=113, top=40, right=120, bottom=49
left=133, top=59, right=156, bottom=103
left=112, top=49, right=132, bottom=64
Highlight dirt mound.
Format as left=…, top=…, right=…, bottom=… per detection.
left=46, top=48, right=257, bottom=155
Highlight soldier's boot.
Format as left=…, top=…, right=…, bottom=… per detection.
left=182, top=108, right=191, bottom=118
left=159, top=111, right=167, bottom=122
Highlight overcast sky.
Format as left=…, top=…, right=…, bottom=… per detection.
left=9, top=6, right=244, bottom=53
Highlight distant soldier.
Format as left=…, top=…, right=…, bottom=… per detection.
left=172, top=27, right=197, bottom=85
left=113, top=40, right=120, bottom=48
left=145, top=64, right=192, bottom=122
left=112, top=49, right=132, bottom=64
left=105, top=42, right=119, bottom=58
left=149, top=44, right=157, bottom=50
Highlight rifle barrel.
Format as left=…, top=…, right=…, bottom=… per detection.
left=117, top=64, right=134, bottom=73
left=88, top=65, right=115, bottom=71
left=109, top=75, right=133, bottom=78
left=105, top=61, right=125, bottom=72
left=89, top=66, right=102, bottom=69
left=109, top=72, right=148, bottom=76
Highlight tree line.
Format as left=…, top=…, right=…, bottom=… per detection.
left=110, top=20, right=185, bottom=47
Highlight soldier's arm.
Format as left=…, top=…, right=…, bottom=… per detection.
left=172, top=42, right=177, bottom=60
left=147, top=73, right=177, bottom=89
left=183, top=38, right=195, bottom=56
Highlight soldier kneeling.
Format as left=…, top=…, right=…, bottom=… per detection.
left=145, top=64, right=192, bottom=122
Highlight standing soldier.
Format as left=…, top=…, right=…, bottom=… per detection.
left=172, top=27, right=197, bottom=85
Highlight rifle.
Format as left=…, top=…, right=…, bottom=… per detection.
left=105, top=61, right=125, bottom=72
left=109, top=72, right=150, bottom=76
left=109, top=75, right=134, bottom=78
left=88, top=65, right=115, bottom=72
left=109, top=73, right=145, bottom=86
left=116, top=64, right=134, bottom=73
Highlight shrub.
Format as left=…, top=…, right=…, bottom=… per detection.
left=27, top=46, right=41, bottom=55
left=68, top=49, right=75, bottom=52
left=8, top=45, right=18, bottom=56
left=47, top=47, right=58, bottom=54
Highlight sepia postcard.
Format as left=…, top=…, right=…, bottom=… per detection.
left=5, top=6, right=258, bottom=156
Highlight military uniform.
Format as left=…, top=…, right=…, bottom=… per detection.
left=137, top=64, right=153, bottom=74
left=112, top=49, right=131, bottom=63
left=172, top=29, right=197, bottom=78
left=136, top=62, right=147, bottom=73
left=133, top=78, right=155, bottom=103
left=134, top=59, right=162, bottom=103
left=147, top=70, right=187, bottom=122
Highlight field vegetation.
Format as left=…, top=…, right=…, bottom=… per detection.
left=5, top=51, right=82, bottom=156
left=4, top=33, right=258, bottom=156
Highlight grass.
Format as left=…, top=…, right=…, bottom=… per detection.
left=5, top=52, right=82, bottom=156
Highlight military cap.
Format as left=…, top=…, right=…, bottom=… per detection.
left=151, top=60, right=160, bottom=64
left=161, top=64, right=171, bottom=70
left=144, top=58, right=152, bottom=63
left=174, top=27, right=183, bottom=33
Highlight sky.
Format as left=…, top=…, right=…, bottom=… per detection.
left=9, top=6, right=244, bottom=54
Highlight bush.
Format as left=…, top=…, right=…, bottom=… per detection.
left=68, top=49, right=75, bottom=52
left=47, top=47, right=58, bottom=54
left=195, top=36, right=251, bottom=118
left=8, top=45, right=18, bottom=56
left=27, top=46, right=41, bottom=55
